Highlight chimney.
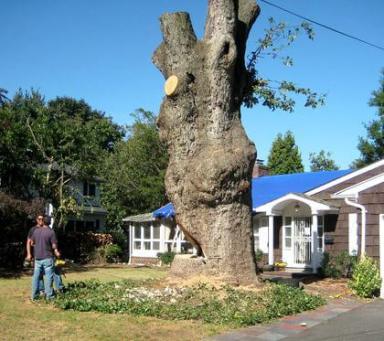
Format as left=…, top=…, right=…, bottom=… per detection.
left=252, top=159, right=269, bottom=178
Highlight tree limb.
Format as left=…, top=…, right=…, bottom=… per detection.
left=153, top=12, right=197, bottom=78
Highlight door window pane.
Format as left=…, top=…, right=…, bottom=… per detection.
left=285, top=238, right=292, bottom=248
left=134, top=241, right=141, bottom=250
left=285, top=217, right=292, bottom=226
left=285, top=227, right=292, bottom=237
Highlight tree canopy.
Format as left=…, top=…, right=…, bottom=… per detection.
left=100, top=109, right=168, bottom=230
left=267, top=131, right=304, bottom=175
left=309, top=150, right=339, bottom=172
left=353, top=69, right=384, bottom=168
left=0, top=89, right=123, bottom=226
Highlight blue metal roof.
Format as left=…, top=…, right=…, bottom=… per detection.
left=153, top=169, right=353, bottom=218
left=252, top=169, right=353, bottom=208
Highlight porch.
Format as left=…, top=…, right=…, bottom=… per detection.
left=254, top=193, right=339, bottom=273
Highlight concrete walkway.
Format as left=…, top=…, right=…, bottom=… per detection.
left=210, top=298, right=372, bottom=341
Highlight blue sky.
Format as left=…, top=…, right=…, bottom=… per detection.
left=1, top=0, right=383, bottom=170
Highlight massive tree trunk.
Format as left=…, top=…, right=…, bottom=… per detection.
left=153, top=0, right=260, bottom=284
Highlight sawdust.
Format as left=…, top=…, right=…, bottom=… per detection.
left=303, top=278, right=354, bottom=299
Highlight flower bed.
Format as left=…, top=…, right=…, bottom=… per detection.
left=51, top=279, right=325, bottom=327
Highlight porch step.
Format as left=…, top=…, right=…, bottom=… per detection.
left=259, top=271, right=315, bottom=288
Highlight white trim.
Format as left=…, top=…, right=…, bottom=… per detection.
left=348, top=213, right=358, bottom=256
left=311, top=214, right=319, bottom=272
left=254, top=193, right=336, bottom=215
left=332, top=172, right=384, bottom=199
left=344, top=198, right=366, bottom=257
left=306, top=159, right=384, bottom=196
left=268, top=215, right=274, bottom=265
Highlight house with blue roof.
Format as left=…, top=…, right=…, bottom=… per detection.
left=124, top=159, right=384, bottom=272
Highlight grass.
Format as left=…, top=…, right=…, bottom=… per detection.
left=0, top=265, right=227, bottom=340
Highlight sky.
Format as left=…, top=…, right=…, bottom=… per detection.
left=1, top=0, right=383, bottom=170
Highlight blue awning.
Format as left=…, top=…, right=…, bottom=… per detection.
left=152, top=169, right=353, bottom=218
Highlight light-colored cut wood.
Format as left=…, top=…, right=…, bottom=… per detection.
left=164, top=75, right=179, bottom=96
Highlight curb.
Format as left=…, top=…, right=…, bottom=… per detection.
left=209, top=298, right=364, bottom=341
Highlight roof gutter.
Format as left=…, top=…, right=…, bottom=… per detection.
left=344, top=197, right=366, bottom=257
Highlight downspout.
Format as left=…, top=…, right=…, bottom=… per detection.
left=344, top=198, right=367, bottom=257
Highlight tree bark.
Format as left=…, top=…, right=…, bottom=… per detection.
left=153, top=0, right=260, bottom=284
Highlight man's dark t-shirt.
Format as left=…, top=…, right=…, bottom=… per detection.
left=27, top=225, right=39, bottom=239
left=31, top=227, right=58, bottom=260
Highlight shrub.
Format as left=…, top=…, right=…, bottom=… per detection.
left=105, top=244, right=123, bottom=263
left=157, top=251, right=176, bottom=265
left=349, top=257, right=381, bottom=298
left=319, top=251, right=357, bottom=278
left=254, top=248, right=264, bottom=263
left=57, top=232, right=113, bottom=263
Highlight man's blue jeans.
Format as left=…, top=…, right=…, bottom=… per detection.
left=37, top=262, right=64, bottom=292
left=32, top=258, right=54, bottom=300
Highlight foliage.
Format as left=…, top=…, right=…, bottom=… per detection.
left=254, top=248, right=264, bottom=263
left=319, top=251, right=357, bottom=279
left=0, top=194, right=45, bottom=268
left=353, top=69, right=384, bottom=168
left=100, top=109, right=168, bottom=230
left=309, top=150, right=339, bottom=171
left=267, top=131, right=304, bottom=174
left=104, top=244, right=123, bottom=263
left=57, top=232, right=113, bottom=263
left=157, top=251, right=176, bottom=265
left=349, top=257, right=381, bottom=298
left=0, top=90, right=124, bottom=229
left=0, top=88, right=10, bottom=105
left=51, top=280, right=325, bottom=327
left=243, top=18, right=325, bottom=111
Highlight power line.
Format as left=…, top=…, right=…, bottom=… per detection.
left=259, top=0, right=384, bottom=52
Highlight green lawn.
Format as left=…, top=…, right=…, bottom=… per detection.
left=0, top=266, right=227, bottom=340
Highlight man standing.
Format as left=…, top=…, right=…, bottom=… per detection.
left=30, top=216, right=61, bottom=300
left=26, top=214, right=44, bottom=261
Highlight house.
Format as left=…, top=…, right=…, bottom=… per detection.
left=124, top=159, right=384, bottom=271
left=64, top=178, right=107, bottom=232
left=123, top=204, right=195, bottom=265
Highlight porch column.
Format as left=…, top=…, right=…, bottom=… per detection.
left=268, top=215, right=274, bottom=265
left=311, top=213, right=319, bottom=273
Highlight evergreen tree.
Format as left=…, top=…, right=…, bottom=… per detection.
left=309, top=150, right=339, bottom=171
left=267, top=131, right=304, bottom=175
left=353, top=69, right=384, bottom=168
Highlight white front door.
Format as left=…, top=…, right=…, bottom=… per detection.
left=293, top=217, right=312, bottom=267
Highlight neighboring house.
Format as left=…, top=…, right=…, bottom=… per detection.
left=124, top=159, right=384, bottom=271
left=64, top=178, right=107, bottom=232
left=123, top=204, right=194, bottom=265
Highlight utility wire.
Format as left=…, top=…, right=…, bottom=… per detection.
left=259, top=0, right=384, bottom=52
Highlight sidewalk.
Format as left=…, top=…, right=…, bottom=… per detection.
left=210, top=298, right=365, bottom=341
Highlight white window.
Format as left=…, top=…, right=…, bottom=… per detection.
left=83, top=181, right=96, bottom=197
left=133, top=223, right=161, bottom=252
